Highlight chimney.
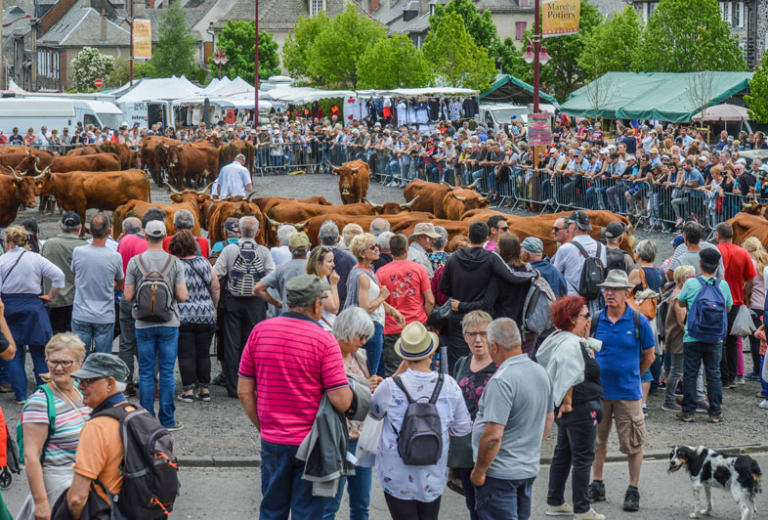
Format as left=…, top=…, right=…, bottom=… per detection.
left=148, top=0, right=156, bottom=8
left=135, top=1, right=146, bottom=17
left=100, top=9, right=107, bottom=41
left=83, top=0, right=90, bottom=8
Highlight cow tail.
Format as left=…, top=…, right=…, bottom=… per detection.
left=146, top=173, right=152, bottom=203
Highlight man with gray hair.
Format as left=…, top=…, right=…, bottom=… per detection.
left=270, top=224, right=296, bottom=266
left=162, top=209, right=208, bottom=257
left=255, top=232, right=311, bottom=310
left=213, top=216, right=275, bottom=398
left=471, top=318, right=554, bottom=520
left=42, top=211, right=87, bottom=333
left=319, top=219, right=356, bottom=305
left=212, top=153, right=252, bottom=199
left=369, top=217, right=390, bottom=237
left=372, top=231, right=394, bottom=272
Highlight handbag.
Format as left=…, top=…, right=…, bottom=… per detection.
left=354, top=415, right=383, bottom=468
left=627, top=268, right=658, bottom=321
left=428, top=299, right=452, bottom=328
left=51, top=480, right=120, bottom=520
left=730, top=304, right=756, bottom=337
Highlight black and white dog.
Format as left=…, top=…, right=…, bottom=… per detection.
left=668, top=445, right=762, bottom=520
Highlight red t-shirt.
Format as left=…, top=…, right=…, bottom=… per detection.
left=377, top=260, right=430, bottom=335
left=116, top=234, right=148, bottom=277
left=162, top=235, right=209, bottom=258
left=717, top=243, right=756, bottom=306
left=238, top=314, right=349, bottom=446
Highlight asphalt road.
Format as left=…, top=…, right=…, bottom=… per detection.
left=2, top=455, right=766, bottom=519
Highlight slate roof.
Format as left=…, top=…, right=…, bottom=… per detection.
left=145, top=1, right=216, bottom=42
left=219, top=0, right=368, bottom=31
left=38, top=2, right=130, bottom=47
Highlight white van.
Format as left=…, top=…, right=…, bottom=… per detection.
left=0, top=98, right=124, bottom=133
left=477, top=102, right=558, bottom=132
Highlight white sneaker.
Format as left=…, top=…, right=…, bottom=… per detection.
left=736, top=376, right=745, bottom=385
left=759, top=399, right=768, bottom=409
left=575, top=508, right=606, bottom=520
left=546, top=503, right=574, bottom=516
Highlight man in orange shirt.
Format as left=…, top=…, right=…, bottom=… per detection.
left=67, top=354, right=130, bottom=518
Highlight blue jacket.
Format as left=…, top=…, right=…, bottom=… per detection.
left=530, top=259, right=568, bottom=297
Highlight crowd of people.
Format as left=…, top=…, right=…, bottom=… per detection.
left=0, top=191, right=764, bottom=519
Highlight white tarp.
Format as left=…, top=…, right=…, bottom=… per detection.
left=116, top=76, right=201, bottom=104
left=374, top=87, right=479, bottom=98
left=261, top=86, right=355, bottom=104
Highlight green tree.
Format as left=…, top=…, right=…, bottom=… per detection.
left=283, top=13, right=329, bottom=84
left=146, top=1, right=196, bottom=77
left=210, top=20, right=280, bottom=83
left=106, top=59, right=153, bottom=87
left=357, top=34, right=433, bottom=89
left=634, top=0, right=747, bottom=72
left=423, top=12, right=496, bottom=91
left=746, top=51, right=768, bottom=123
left=429, top=0, right=499, bottom=52
left=495, top=37, right=532, bottom=84
left=577, top=5, right=641, bottom=81
left=307, top=5, right=386, bottom=87
left=71, top=47, right=113, bottom=92
left=538, top=0, right=602, bottom=102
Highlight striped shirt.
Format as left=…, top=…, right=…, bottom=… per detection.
left=238, top=312, right=349, bottom=446
left=21, top=388, right=90, bottom=467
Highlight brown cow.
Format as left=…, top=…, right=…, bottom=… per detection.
left=330, top=159, right=369, bottom=204
left=267, top=201, right=383, bottom=224
left=66, top=146, right=101, bottom=156
left=165, top=183, right=214, bottom=227
left=100, top=142, right=138, bottom=169
left=141, top=136, right=182, bottom=185
left=219, top=139, right=256, bottom=173
left=0, top=172, right=41, bottom=226
left=403, top=179, right=483, bottom=218
left=729, top=213, right=768, bottom=250
left=113, top=200, right=200, bottom=238
left=166, top=141, right=219, bottom=189
left=252, top=196, right=332, bottom=215
left=207, top=201, right=265, bottom=246
left=442, top=188, right=489, bottom=220
left=40, top=170, right=151, bottom=225
left=50, top=153, right=121, bottom=173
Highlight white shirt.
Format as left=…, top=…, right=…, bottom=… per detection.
left=0, top=246, right=65, bottom=294
left=552, top=235, right=608, bottom=296
left=213, top=161, right=251, bottom=198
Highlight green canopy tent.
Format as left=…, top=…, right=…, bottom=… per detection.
left=559, top=72, right=753, bottom=122
left=480, top=74, right=559, bottom=106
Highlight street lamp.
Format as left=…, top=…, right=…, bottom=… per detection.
left=522, top=0, right=550, bottom=114
left=213, top=50, right=228, bottom=80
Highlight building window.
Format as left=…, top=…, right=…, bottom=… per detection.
left=732, top=1, right=744, bottom=28
left=720, top=2, right=731, bottom=24
left=642, top=2, right=657, bottom=23
left=519, top=0, right=531, bottom=7
left=515, top=21, right=527, bottom=40
left=309, top=0, right=325, bottom=16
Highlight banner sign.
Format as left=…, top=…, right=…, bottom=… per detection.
left=542, top=0, right=581, bottom=38
left=528, top=113, right=552, bottom=146
left=133, top=19, right=152, bottom=59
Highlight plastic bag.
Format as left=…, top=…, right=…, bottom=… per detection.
left=354, top=415, right=383, bottom=468
left=730, top=305, right=756, bottom=337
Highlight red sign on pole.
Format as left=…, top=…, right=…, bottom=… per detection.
left=93, top=78, right=104, bottom=88
left=528, top=113, right=552, bottom=146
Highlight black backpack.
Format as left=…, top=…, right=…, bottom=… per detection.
left=92, top=404, right=179, bottom=520
left=571, top=241, right=605, bottom=301
left=132, top=254, right=174, bottom=322
left=605, top=246, right=627, bottom=273
left=392, top=373, right=444, bottom=466
left=226, top=241, right=266, bottom=297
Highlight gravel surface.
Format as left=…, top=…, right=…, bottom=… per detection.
left=5, top=173, right=765, bottom=458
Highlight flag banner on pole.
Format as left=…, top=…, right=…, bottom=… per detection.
left=133, top=19, right=152, bottom=59
left=528, top=113, right=552, bottom=146
left=542, top=0, right=581, bottom=38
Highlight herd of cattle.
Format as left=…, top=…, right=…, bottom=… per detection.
left=0, top=141, right=765, bottom=253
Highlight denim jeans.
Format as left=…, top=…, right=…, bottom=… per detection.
left=363, top=322, right=384, bottom=377
left=682, top=341, right=722, bottom=416
left=4, top=345, right=46, bottom=401
left=118, top=297, right=137, bottom=384
left=456, top=467, right=478, bottom=520
left=71, top=319, right=114, bottom=356
left=135, top=326, right=179, bottom=428
left=323, top=439, right=372, bottom=520
left=261, top=440, right=328, bottom=520
left=547, top=400, right=602, bottom=514
left=664, top=353, right=706, bottom=407
left=475, top=476, right=535, bottom=520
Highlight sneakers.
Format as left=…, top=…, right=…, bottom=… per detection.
left=695, top=400, right=710, bottom=413
left=735, top=376, right=746, bottom=385
left=546, top=503, right=573, bottom=516
left=586, top=481, right=606, bottom=503
left=759, top=400, right=768, bottom=409
left=197, top=391, right=211, bottom=402
left=746, top=372, right=760, bottom=381
left=177, top=393, right=194, bottom=403
left=642, top=404, right=648, bottom=418
left=166, top=422, right=184, bottom=432
left=709, top=413, right=724, bottom=423
left=575, top=508, right=606, bottom=520
left=0, top=384, right=13, bottom=393
left=623, top=487, right=640, bottom=512
left=675, top=411, right=695, bottom=422
left=661, top=402, right=681, bottom=412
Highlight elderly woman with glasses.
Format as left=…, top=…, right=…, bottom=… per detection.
left=345, top=233, right=405, bottom=376
left=17, top=333, right=90, bottom=520
left=536, top=296, right=605, bottom=520
left=306, top=246, right=341, bottom=332
left=324, top=307, right=380, bottom=520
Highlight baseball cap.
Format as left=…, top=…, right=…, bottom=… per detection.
left=286, top=275, right=330, bottom=308
left=71, top=353, right=129, bottom=383
left=604, top=221, right=626, bottom=240
left=566, top=211, right=592, bottom=231
left=145, top=220, right=167, bottom=238
left=61, top=211, right=81, bottom=230
left=521, top=237, right=543, bottom=255
left=288, top=231, right=311, bottom=252
left=672, top=235, right=685, bottom=248
left=223, top=217, right=240, bottom=235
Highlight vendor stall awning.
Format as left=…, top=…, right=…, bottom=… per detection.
left=480, top=74, right=559, bottom=106
left=559, top=71, right=753, bottom=122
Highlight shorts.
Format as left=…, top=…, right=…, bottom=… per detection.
left=641, top=368, right=653, bottom=383
left=595, top=399, right=646, bottom=455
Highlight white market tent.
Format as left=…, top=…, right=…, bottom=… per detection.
left=174, top=77, right=274, bottom=111
left=357, top=87, right=479, bottom=98
left=261, top=86, right=356, bottom=105
left=116, top=76, right=201, bottom=103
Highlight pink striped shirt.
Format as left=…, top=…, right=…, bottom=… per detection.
left=238, top=312, right=349, bottom=445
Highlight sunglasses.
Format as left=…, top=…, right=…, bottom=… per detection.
left=497, top=226, right=510, bottom=232
left=552, top=226, right=565, bottom=232
left=47, top=359, right=76, bottom=368
left=77, top=377, right=105, bottom=388
left=579, top=312, right=591, bottom=319
left=367, top=245, right=379, bottom=251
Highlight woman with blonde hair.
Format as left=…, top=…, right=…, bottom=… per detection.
left=742, top=236, right=768, bottom=380
left=306, top=246, right=341, bottom=331
left=17, top=333, right=89, bottom=520
left=345, top=233, right=404, bottom=375
left=0, top=226, right=65, bottom=403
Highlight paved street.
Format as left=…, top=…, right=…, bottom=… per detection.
left=2, top=455, right=766, bottom=519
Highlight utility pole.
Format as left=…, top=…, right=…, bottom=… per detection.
left=253, top=0, right=258, bottom=128
left=129, top=0, right=134, bottom=85
left=0, top=0, right=5, bottom=91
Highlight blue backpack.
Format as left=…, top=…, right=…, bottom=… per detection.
left=687, top=276, right=728, bottom=343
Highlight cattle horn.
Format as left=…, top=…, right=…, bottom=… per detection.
left=293, top=222, right=307, bottom=230
left=245, top=191, right=256, bottom=202
left=363, top=198, right=382, bottom=209
left=34, top=162, right=42, bottom=175
left=742, top=201, right=755, bottom=208
left=163, top=182, right=182, bottom=195
left=9, top=167, right=21, bottom=180
left=400, top=195, right=419, bottom=208
left=265, top=215, right=284, bottom=228
left=326, top=160, right=340, bottom=170
left=465, top=178, right=480, bottom=190
left=479, top=196, right=489, bottom=202
left=453, top=194, right=466, bottom=201
left=199, top=182, right=214, bottom=195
